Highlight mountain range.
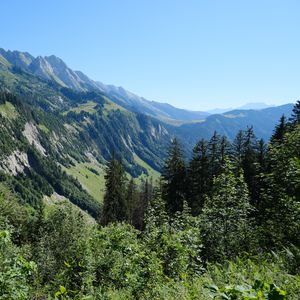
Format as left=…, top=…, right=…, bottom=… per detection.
left=0, top=47, right=294, bottom=214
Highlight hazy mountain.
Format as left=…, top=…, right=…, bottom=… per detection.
left=0, top=48, right=209, bottom=124
left=207, top=102, right=275, bottom=114
left=173, top=104, right=293, bottom=150
left=238, top=102, right=275, bottom=110
left=0, top=47, right=295, bottom=214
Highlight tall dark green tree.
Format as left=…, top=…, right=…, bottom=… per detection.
left=289, top=100, right=300, bottom=125
left=187, top=139, right=210, bottom=215
left=125, top=178, right=139, bottom=225
left=132, top=178, right=153, bottom=230
left=242, top=126, right=258, bottom=205
left=270, top=115, right=288, bottom=145
left=161, top=138, right=186, bottom=215
left=208, top=131, right=222, bottom=178
left=232, top=130, right=245, bottom=172
left=101, top=154, right=127, bottom=225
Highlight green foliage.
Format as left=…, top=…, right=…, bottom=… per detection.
left=201, top=159, right=252, bottom=261
left=0, top=230, right=36, bottom=300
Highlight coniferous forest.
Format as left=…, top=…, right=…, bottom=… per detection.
left=1, top=100, right=299, bottom=299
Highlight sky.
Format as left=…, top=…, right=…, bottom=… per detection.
left=1, top=0, right=300, bottom=110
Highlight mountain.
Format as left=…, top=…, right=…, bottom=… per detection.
left=237, top=102, right=275, bottom=110
left=0, top=47, right=295, bottom=217
left=0, top=60, right=174, bottom=217
left=0, top=48, right=209, bottom=124
left=173, top=105, right=293, bottom=149
left=207, top=102, right=275, bottom=114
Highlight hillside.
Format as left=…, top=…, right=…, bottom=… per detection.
left=0, top=63, right=172, bottom=218
left=173, top=104, right=294, bottom=149
left=0, top=48, right=295, bottom=215
left=0, top=48, right=209, bottom=124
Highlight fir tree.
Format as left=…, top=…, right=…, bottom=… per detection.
left=232, top=130, right=245, bottom=172
left=289, top=100, right=300, bottom=125
left=270, top=114, right=288, bottom=145
left=208, top=131, right=222, bottom=178
left=161, top=138, right=186, bottom=215
left=132, top=178, right=153, bottom=230
left=187, top=139, right=210, bottom=215
left=101, top=154, right=127, bottom=225
left=125, top=178, right=138, bottom=225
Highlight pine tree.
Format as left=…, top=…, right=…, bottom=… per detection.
left=187, top=139, right=210, bottom=215
left=161, top=138, right=186, bottom=215
left=201, top=158, right=252, bottom=261
left=101, top=154, right=127, bottom=225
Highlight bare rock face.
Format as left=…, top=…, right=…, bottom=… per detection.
left=0, top=150, right=30, bottom=176
left=22, top=122, right=47, bottom=156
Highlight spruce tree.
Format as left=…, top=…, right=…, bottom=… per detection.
left=132, top=178, right=153, bottom=230
left=101, top=154, right=127, bottom=225
left=242, top=126, right=258, bottom=205
left=161, top=138, right=186, bottom=215
left=270, top=115, right=288, bottom=145
left=289, top=100, right=300, bottom=125
left=188, top=139, right=210, bottom=215
left=232, top=130, right=245, bottom=172
left=125, top=178, right=138, bottom=225
left=208, top=131, right=222, bottom=178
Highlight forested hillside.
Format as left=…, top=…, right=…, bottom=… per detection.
left=0, top=100, right=299, bottom=299
left=0, top=48, right=299, bottom=299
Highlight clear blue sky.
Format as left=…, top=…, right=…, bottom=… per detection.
left=1, top=0, right=300, bottom=110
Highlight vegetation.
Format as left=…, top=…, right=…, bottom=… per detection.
left=0, top=101, right=299, bottom=299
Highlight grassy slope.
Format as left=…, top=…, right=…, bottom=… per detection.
left=63, top=155, right=161, bottom=203
left=0, top=102, right=18, bottom=119
left=62, top=101, right=98, bottom=115
left=63, top=162, right=106, bottom=203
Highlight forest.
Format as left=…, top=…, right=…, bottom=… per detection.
left=0, top=101, right=300, bottom=299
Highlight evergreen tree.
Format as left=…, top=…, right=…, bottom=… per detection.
left=161, top=138, right=186, bottom=215
left=101, top=154, right=127, bottom=225
left=132, top=178, right=153, bottom=230
left=125, top=178, right=139, bottom=225
left=242, top=126, right=258, bottom=205
left=187, top=139, right=210, bottom=215
left=232, top=130, right=245, bottom=172
left=201, top=158, right=252, bottom=261
left=220, top=136, right=231, bottom=165
left=208, top=131, right=222, bottom=178
left=270, top=115, right=288, bottom=145
left=289, top=100, right=300, bottom=125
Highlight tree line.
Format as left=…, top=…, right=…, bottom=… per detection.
left=101, top=100, right=300, bottom=257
